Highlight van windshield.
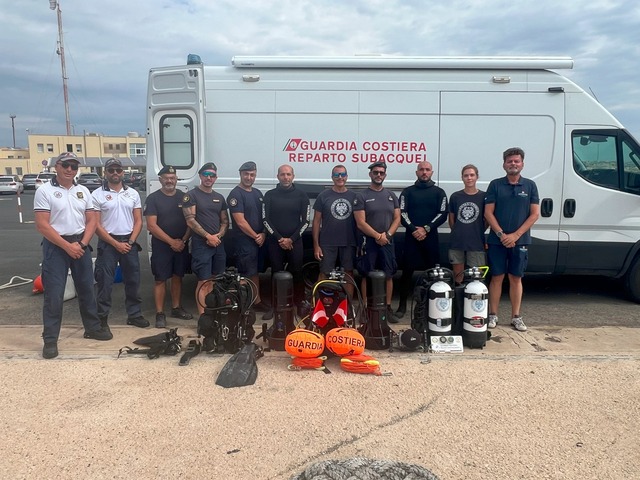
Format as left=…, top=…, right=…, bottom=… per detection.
left=572, top=130, right=640, bottom=195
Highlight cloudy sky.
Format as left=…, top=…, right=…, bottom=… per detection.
left=1, top=0, right=639, bottom=147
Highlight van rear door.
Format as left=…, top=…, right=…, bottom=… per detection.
left=147, top=64, right=206, bottom=193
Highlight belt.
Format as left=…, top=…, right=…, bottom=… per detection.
left=61, top=233, right=84, bottom=243
left=110, top=234, right=131, bottom=242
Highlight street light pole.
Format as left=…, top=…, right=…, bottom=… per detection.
left=9, top=114, right=16, bottom=148
left=49, top=0, right=71, bottom=136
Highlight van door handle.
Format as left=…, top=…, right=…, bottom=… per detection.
left=540, top=198, right=553, bottom=217
left=563, top=199, right=576, bottom=218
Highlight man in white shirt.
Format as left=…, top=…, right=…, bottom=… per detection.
left=34, top=152, right=112, bottom=359
left=93, top=157, right=147, bottom=329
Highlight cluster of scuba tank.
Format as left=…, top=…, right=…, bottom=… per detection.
left=260, top=264, right=491, bottom=355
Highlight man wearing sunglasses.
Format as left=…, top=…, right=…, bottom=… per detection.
left=182, top=162, right=229, bottom=320
left=312, top=165, right=357, bottom=295
left=353, top=162, right=401, bottom=317
left=34, top=152, right=113, bottom=359
left=93, top=157, right=147, bottom=329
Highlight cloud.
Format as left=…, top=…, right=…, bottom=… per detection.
left=1, top=0, right=639, bottom=146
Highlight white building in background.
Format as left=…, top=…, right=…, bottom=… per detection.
left=1, top=132, right=147, bottom=175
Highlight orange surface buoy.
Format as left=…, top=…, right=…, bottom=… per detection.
left=285, top=329, right=325, bottom=358
left=325, top=327, right=365, bottom=356
left=32, top=275, right=44, bottom=294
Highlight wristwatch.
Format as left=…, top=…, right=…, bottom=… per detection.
left=423, top=225, right=431, bottom=233
left=78, top=241, right=87, bottom=249
left=385, top=231, right=393, bottom=241
left=127, top=240, right=135, bottom=246
left=496, top=231, right=504, bottom=238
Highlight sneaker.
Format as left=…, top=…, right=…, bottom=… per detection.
left=487, top=314, right=498, bottom=329
left=511, top=315, right=527, bottom=332
left=394, top=307, right=406, bottom=320
left=170, top=306, right=193, bottom=320
left=43, top=342, right=58, bottom=359
left=84, top=327, right=113, bottom=341
left=155, top=312, right=167, bottom=328
left=127, top=316, right=150, bottom=328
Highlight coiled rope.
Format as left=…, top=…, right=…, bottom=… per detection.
left=290, top=457, right=440, bottom=480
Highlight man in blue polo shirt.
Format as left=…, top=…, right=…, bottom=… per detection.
left=484, top=147, right=540, bottom=332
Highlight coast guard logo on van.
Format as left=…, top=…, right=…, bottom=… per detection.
left=457, top=202, right=479, bottom=224
left=284, top=139, right=302, bottom=151
left=331, top=198, right=352, bottom=220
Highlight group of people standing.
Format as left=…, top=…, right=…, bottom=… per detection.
left=35, top=147, right=539, bottom=359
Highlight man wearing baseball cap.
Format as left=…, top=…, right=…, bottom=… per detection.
left=227, top=161, right=269, bottom=312
left=182, top=162, right=229, bottom=320
left=353, top=162, right=401, bottom=318
left=144, top=165, right=193, bottom=328
left=34, top=152, right=112, bottom=358
left=93, top=157, right=148, bottom=329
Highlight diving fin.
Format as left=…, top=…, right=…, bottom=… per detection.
left=133, top=328, right=180, bottom=347
left=215, top=343, right=262, bottom=388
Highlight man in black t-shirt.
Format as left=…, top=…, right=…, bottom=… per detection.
left=312, top=165, right=357, bottom=295
left=227, top=161, right=268, bottom=312
left=144, top=165, right=193, bottom=328
left=448, top=164, right=487, bottom=284
left=182, top=162, right=229, bottom=318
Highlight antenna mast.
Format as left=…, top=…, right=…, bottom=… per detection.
left=50, top=0, right=71, bottom=135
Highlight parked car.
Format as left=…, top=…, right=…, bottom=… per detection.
left=124, top=171, right=144, bottom=188
left=21, top=173, right=39, bottom=190
left=77, top=173, right=103, bottom=192
left=0, top=175, right=24, bottom=195
left=35, top=173, right=56, bottom=189
left=137, top=175, right=146, bottom=191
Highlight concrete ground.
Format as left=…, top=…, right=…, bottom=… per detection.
left=1, top=321, right=639, bottom=480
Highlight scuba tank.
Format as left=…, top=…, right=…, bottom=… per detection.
left=359, top=270, right=393, bottom=349
left=462, top=266, right=489, bottom=349
left=265, top=270, right=296, bottom=351
left=427, top=265, right=454, bottom=339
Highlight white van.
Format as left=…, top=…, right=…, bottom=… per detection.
left=146, top=55, right=640, bottom=301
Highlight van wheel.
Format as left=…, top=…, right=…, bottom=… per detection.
left=624, top=256, right=640, bottom=303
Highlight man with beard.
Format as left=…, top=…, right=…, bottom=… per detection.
left=312, top=165, right=357, bottom=296
left=182, top=162, right=229, bottom=320
left=263, top=164, right=310, bottom=317
left=484, top=147, right=540, bottom=332
left=144, top=165, right=193, bottom=328
left=353, top=162, right=401, bottom=315
left=34, top=152, right=112, bottom=359
left=227, top=161, right=269, bottom=312
left=93, top=157, right=147, bottom=329
left=394, top=161, right=448, bottom=320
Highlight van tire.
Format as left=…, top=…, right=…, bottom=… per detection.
left=625, top=256, right=640, bottom=303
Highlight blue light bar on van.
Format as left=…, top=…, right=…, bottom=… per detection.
left=187, top=54, right=202, bottom=65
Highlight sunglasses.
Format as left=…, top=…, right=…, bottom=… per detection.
left=371, top=170, right=386, bottom=176
left=107, top=167, right=124, bottom=174
left=201, top=171, right=217, bottom=178
left=59, top=161, right=79, bottom=171
left=332, top=172, right=347, bottom=178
